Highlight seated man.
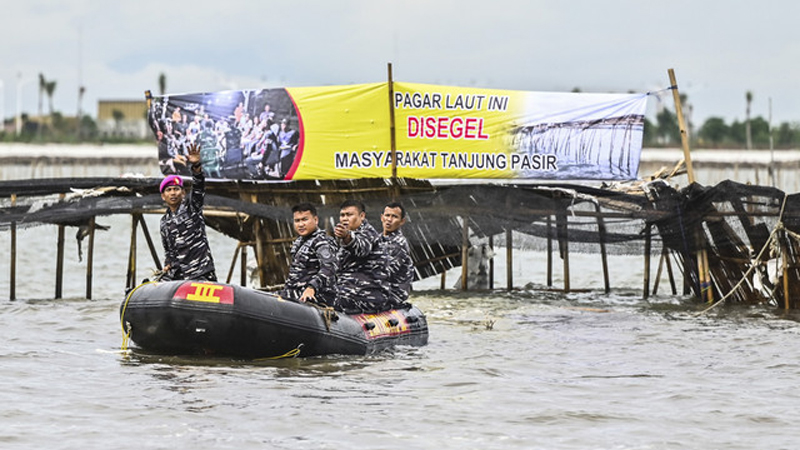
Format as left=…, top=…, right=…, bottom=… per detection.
left=281, top=203, right=338, bottom=305
left=377, top=202, right=414, bottom=307
left=159, top=142, right=216, bottom=281
left=333, top=199, right=389, bottom=313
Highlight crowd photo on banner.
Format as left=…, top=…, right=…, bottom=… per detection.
left=148, top=88, right=301, bottom=180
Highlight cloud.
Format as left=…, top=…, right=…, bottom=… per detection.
left=2, top=0, right=800, bottom=124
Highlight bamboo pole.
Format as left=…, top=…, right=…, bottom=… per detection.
left=557, top=211, right=570, bottom=292
left=665, top=250, right=677, bottom=295
left=653, top=250, right=665, bottom=295
left=506, top=228, right=513, bottom=290
left=226, top=243, right=242, bottom=284
left=10, top=193, right=16, bottom=301
left=461, top=216, right=469, bottom=291
left=669, top=68, right=710, bottom=302
left=702, top=243, right=713, bottom=303
left=668, top=68, right=695, bottom=184
left=55, top=193, right=65, bottom=299
left=387, top=62, right=398, bottom=181
left=254, top=219, right=267, bottom=287
left=643, top=223, right=652, bottom=299
left=595, top=203, right=610, bottom=294
left=546, top=215, right=553, bottom=288
left=138, top=215, right=162, bottom=270
left=782, top=231, right=790, bottom=310
left=86, top=216, right=96, bottom=300
left=488, top=235, right=494, bottom=289
left=126, top=214, right=138, bottom=290
left=241, top=243, right=248, bottom=287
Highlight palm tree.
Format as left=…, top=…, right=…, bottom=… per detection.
left=112, top=109, right=125, bottom=136
left=45, top=80, right=57, bottom=121
left=38, top=73, right=45, bottom=119
left=158, top=73, right=166, bottom=96
left=37, top=73, right=45, bottom=138
left=745, top=91, right=753, bottom=150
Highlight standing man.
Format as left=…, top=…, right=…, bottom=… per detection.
left=378, top=202, right=414, bottom=307
left=333, top=200, right=388, bottom=312
left=159, top=142, right=217, bottom=281
left=282, top=203, right=338, bottom=305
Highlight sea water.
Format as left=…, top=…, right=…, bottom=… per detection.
left=0, top=212, right=799, bottom=450
left=0, top=146, right=799, bottom=449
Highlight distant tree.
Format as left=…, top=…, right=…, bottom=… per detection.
left=775, top=122, right=800, bottom=148
left=642, top=116, right=657, bottom=147
left=45, top=80, right=57, bottom=116
left=745, top=91, right=753, bottom=150
left=80, top=115, right=98, bottom=140
left=729, top=120, right=746, bottom=146
left=77, top=86, right=86, bottom=140
left=38, top=73, right=45, bottom=119
left=750, top=116, right=771, bottom=148
left=698, top=117, right=729, bottom=147
left=655, top=108, right=680, bottom=145
left=158, top=73, right=166, bottom=96
left=112, top=109, right=125, bottom=136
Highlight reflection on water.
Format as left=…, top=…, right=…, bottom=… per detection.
left=2, top=208, right=800, bottom=448
left=2, top=286, right=800, bottom=449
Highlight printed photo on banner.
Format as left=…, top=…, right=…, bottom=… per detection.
left=147, top=88, right=302, bottom=180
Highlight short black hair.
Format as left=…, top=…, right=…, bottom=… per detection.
left=384, top=201, right=406, bottom=218
left=339, top=199, right=365, bottom=213
left=292, top=202, right=317, bottom=216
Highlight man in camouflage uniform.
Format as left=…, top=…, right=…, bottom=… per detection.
left=159, top=142, right=217, bottom=281
left=333, top=200, right=389, bottom=313
left=378, top=202, right=414, bottom=307
left=281, top=203, right=338, bottom=305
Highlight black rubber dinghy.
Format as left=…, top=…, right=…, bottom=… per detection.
left=120, top=280, right=429, bottom=358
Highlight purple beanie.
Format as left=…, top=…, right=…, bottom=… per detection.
left=159, top=175, right=184, bottom=193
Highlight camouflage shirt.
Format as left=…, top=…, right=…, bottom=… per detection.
left=377, top=229, right=414, bottom=306
left=160, top=170, right=215, bottom=280
left=283, top=228, right=338, bottom=304
left=335, top=219, right=389, bottom=312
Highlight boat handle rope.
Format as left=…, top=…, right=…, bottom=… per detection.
left=254, top=343, right=304, bottom=361
left=119, top=280, right=158, bottom=351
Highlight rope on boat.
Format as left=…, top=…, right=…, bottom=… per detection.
left=696, top=194, right=789, bottom=315
left=254, top=343, right=304, bottom=360
left=119, top=280, right=158, bottom=350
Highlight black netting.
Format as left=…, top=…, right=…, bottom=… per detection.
left=2, top=176, right=799, bottom=306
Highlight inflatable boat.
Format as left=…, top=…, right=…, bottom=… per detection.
left=120, top=280, right=429, bottom=358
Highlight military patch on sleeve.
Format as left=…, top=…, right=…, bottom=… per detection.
left=318, top=246, right=334, bottom=261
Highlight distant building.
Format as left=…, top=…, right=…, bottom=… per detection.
left=97, top=100, right=149, bottom=139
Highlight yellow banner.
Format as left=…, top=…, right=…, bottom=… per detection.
left=148, top=82, right=647, bottom=181
left=286, top=83, right=391, bottom=180
left=391, top=82, right=522, bottom=179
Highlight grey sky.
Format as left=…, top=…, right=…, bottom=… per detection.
left=1, top=0, right=797, bottom=126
